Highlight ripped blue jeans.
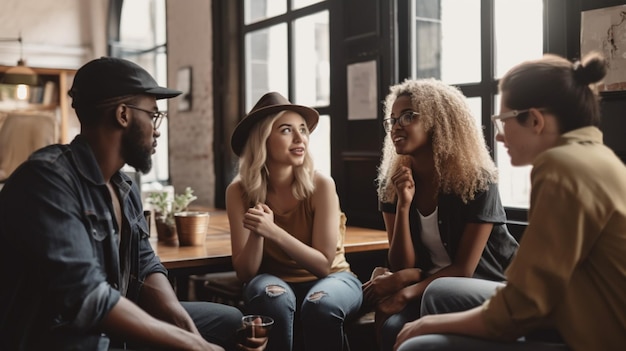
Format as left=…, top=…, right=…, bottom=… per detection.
left=243, top=271, right=362, bottom=351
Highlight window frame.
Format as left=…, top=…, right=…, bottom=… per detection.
left=396, top=0, right=567, bottom=223
left=108, top=0, right=170, bottom=185
left=240, top=1, right=331, bottom=117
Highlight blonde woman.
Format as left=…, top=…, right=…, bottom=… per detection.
left=363, top=78, right=518, bottom=351
left=226, top=92, right=362, bottom=351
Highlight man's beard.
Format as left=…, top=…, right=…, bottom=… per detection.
left=122, top=119, right=153, bottom=174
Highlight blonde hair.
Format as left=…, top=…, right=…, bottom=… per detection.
left=376, top=78, right=497, bottom=203
left=236, top=111, right=316, bottom=206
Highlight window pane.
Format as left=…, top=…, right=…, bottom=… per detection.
left=120, top=0, right=162, bottom=46
left=245, top=0, right=287, bottom=24
left=292, top=0, right=324, bottom=10
left=412, top=0, right=481, bottom=84
left=494, top=0, right=543, bottom=78
left=496, top=143, right=532, bottom=208
left=245, top=24, right=288, bottom=111
left=309, top=114, right=330, bottom=176
left=493, top=1, right=542, bottom=209
left=118, top=0, right=168, bottom=184
left=293, top=11, right=330, bottom=106
left=465, top=96, right=482, bottom=130
left=494, top=95, right=531, bottom=208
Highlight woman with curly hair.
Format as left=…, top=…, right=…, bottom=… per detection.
left=394, top=52, right=626, bottom=351
left=363, top=78, right=518, bottom=351
left=226, top=92, right=362, bottom=351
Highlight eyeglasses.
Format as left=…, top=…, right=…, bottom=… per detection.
left=382, top=111, right=419, bottom=133
left=490, top=109, right=530, bottom=136
left=125, top=104, right=167, bottom=130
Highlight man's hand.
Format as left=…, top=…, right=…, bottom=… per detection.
left=236, top=336, right=268, bottom=351
left=187, top=334, right=225, bottom=351
left=139, top=273, right=201, bottom=336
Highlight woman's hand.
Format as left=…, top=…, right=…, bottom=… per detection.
left=393, top=316, right=433, bottom=351
left=235, top=316, right=269, bottom=351
left=363, top=270, right=399, bottom=304
left=243, top=204, right=276, bottom=239
left=391, top=166, right=415, bottom=208
left=376, top=287, right=410, bottom=317
left=393, top=307, right=489, bottom=351
left=372, top=287, right=411, bottom=341
left=363, top=268, right=422, bottom=305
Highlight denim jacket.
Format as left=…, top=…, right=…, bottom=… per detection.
left=380, top=182, right=519, bottom=281
left=0, top=136, right=166, bottom=350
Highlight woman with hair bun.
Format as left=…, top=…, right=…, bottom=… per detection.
left=394, top=52, right=626, bottom=351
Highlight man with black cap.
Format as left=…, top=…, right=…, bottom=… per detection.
left=0, top=57, right=246, bottom=350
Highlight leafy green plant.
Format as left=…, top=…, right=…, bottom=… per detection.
left=148, top=187, right=198, bottom=226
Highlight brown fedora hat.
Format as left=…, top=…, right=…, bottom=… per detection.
left=231, top=92, right=319, bottom=156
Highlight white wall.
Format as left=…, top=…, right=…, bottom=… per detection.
left=0, top=0, right=216, bottom=206
left=0, top=0, right=107, bottom=69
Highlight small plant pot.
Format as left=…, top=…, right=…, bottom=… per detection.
left=175, top=211, right=210, bottom=246
left=155, top=219, right=179, bottom=246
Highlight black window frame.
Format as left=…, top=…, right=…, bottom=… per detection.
left=395, top=0, right=570, bottom=224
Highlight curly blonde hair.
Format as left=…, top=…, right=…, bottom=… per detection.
left=236, top=111, right=316, bottom=207
left=376, top=78, right=497, bottom=203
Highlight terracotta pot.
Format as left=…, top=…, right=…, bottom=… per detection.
left=175, top=211, right=209, bottom=246
left=155, top=217, right=179, bottom=246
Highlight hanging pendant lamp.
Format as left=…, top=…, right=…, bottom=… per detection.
left=1, top=35, right=38, bottom=86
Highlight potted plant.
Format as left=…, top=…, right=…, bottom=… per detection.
left=148, top=187, right=198, bottom=245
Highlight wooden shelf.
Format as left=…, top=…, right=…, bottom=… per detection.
left=0, top=65, right=77, bottom=143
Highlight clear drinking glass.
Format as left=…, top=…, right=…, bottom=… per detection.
left=236, top=315, right=274, bottom=347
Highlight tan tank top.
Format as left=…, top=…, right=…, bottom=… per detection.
left=260, top=196, right=351, bottom=282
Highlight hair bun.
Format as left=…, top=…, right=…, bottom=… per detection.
left=573, top=52, right=607, bottom=85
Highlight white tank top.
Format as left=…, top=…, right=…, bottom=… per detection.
left=418, top=207, right=451, bottom=274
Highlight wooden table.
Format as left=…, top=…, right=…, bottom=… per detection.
left=150, top=209, right=389, bottom=298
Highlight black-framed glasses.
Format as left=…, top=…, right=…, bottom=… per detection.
left=125, top=104, right=167, bottom=130
left=382, top=111, right=419, bottom=133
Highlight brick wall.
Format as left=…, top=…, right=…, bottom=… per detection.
left=166, top=0, right=215, bottom=208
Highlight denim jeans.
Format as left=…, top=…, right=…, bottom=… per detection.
left=396, top=277, right=570, bottom=351
left=380, top=277, right=505, bottom=351
left=110, top=301, right=243, bottom=350
left=396, top=334, right=571, bottom=351
left=380, top=299, right=421, bottom=351
left=243, top=271, right=362, bottom=351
